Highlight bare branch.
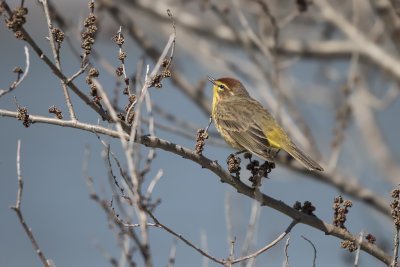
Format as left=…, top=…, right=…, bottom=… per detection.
left=39, top=0, right=76, bottom=120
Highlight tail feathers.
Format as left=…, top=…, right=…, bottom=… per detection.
left=284, top=143, right=324, bottom=171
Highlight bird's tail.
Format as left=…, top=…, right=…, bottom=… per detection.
left=284, top=143, right=324, bottom=171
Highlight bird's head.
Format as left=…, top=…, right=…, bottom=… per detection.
left=208, top=76, right=250, bottom=104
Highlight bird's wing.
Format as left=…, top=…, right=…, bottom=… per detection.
left=214, top=97, right=273, bottom=158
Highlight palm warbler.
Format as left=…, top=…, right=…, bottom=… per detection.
left=209, top=76, right=323, bottom=171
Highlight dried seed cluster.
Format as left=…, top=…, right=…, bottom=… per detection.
left=195, top=129, right=209, bottom=155
left=81, top=3, right=98, bottom=55
left=365, top=233, right=376, bottom=244
left=332, top=195, right=352, bottom=229
left=340, top=240, right=357, bottom=252
left=85, top=68, right=101, bottom=105
left=112, top=29, right=138, bottom=124
left=244, top=152, right=274, bottom=187
left=112, top=32, right=124, bottom=46
left=227, top=154, right=241, bottom=177
left=296, top=0, right=309, bottom=12
left=149, top=59, right=171, bottom=88
left=51, top=28, right=65, bottom=44
left=115, top=66, right=123, bottom=77
left=150, top=74, right=163, bottom=88
left=13, top=66, right=22, bottom=74
left=124, top=94, right=137, bottom=124
left=13, top=66, right=23, bottom=80
left=391, top=188, right=400, bottom=229
left=49, top=105, right=63, bottom=120
left=16, top=106, right=30, bottom=127
left=5, top=6, right=28, bottom=40
left=111, top=31, right=126, bottom=79
left=293, top=200, right=316, bottom=215
left=117, top=113, right=125, bottom=121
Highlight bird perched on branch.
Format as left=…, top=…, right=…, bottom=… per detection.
left=209, top=76, right=323, bottom=171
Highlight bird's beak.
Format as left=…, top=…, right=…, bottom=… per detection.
left=207, top=76, right=217, bottom=85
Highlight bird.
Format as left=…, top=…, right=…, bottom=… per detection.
left=209, top=76, right=323, bottom=171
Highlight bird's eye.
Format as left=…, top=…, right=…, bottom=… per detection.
left=218, top=84, right=226, bottom=91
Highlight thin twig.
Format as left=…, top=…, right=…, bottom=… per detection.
left=93, top=238, right=119, bottom=267
left=0, top=46, right=30, bottom=97
left=117, top=26, right=131, bottom=95
left=167, top=239, right=178, bottom=267
left=354, top=231, right=364, bottom=267
left=229, top=237, right=236, bottom=264
left=140, top=92, right=157, bottom=179
left=152, top=104, right=220, bottom=138
left=301, top=236, right=316, bottom=267
left=146, top=211, right=226, bottom=264
left=15, top=140, right=22, bottom=209
left=225, top=192, right=233, bottom=247
left=141, top=117, right=227, bottom=147
left=145, top=169, right=163, bottom=200
left=201, top=229, right=209, bottom=267
left=283, top=236, right=290, bottom=267
left=67, top=64, right=89, bottom=84
left=393, top=227, right=399, bottom=267
left=241, top=199, right=261, bottom=261
left=228, top=220, right=298, bottom=264
left=39, top=0, right=76, bottom=120
left=9, top=140, right=51, bottom=267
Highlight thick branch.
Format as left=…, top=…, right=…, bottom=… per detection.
left=0, top=108, right=390, bottom=217
left=0, top=109, right=393, bottom=264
